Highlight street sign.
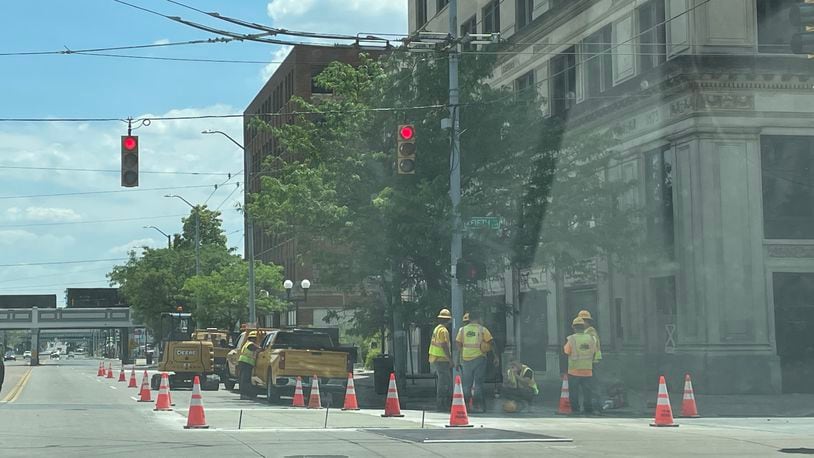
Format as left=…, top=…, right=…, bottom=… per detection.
left=465, top=217, right=501, bottom=230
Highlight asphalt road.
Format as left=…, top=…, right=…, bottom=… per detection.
left=0, top=358, right=812, bottom=457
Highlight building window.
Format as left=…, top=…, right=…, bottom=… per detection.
left=762, top=136, right=814, bottom=239
left=757, top=0, right=797, bottom=53
left=637, top=0, right=666, bottom=72
left=437, top=0, right=449, bottom=11
left=582, top=25, right=612, bottom=98
left=645, top=145, right=675, bottom=257
left=416, top=0, right=428, bottom=26
left=514, top=70, right=535, bottom=101
left=551, top=47, right=576, bottom=116
left=516, top=0, right=534, bottom=31
left=482, top=0, right=500, bottom=34
left=311, top=67, right=330, bottom=94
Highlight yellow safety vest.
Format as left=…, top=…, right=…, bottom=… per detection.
left=428, top=324, right=449, bottom=361
left=238, top=341, right=256, bottom=366
left=567, top=333, right=596, bottom=373
left=585, top=326, right=602, bottom=361
left=461, top=324, right=486, bottom=361
left=506, top=365, right=539, bottom=395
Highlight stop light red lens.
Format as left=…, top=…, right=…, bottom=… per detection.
left=123, top=136, right=137, bottom=150
left=399, top=125, right=414, bottom=140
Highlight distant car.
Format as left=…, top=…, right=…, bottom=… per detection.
left=4, top=354, right=15, bottom=361
left=23, top=351, right=31, bottom=360
left=50, top=351, right=60, bottom=360
left=67, top=352, right=75, bottom=359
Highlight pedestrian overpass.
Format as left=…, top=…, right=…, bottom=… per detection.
left=0, top=307, right=140, bottom=364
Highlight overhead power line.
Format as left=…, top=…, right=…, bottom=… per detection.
left=0, top=279, right=111, bottom=291
left=0, top=164, right=232, bottom=176
left=0, top=258, right=127, bottom=268
left=0, top=214, right=185, bottom=229
left=0, top=183, right=220, bottom=200
left=0, top=37, right=233, bottom=57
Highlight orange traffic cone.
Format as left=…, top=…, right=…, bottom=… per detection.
left=307, top=375, right=322, bottom=409
left=184, top=376, right=209, bottom=429
left=137, top=370, right=152, bottom=402
left=381, top=372, right=404, bottom=417
left=97, top=362, right=105, bottom=376
left=292, top=376, right=305, bottom=408
left=153, top=373, right=173, bottom=411
left=556, top=374, right=572, bottom=415
left=650, top=376, right=678, bottom=427
left=118, top=366, right=126, bottom=382
left=106, top=363, right=113, bottom=379
left=447, top=375, right=473, bottom=427
left=680, top=374, right=700, bottom=418
left=128, top=367, right=138, bottom=388
left=341, top=373, right=360, bottom=411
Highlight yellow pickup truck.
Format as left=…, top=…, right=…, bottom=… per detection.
left=250, top=329, right=351, bottom=405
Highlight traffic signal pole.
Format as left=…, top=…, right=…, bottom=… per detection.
left=448, top=0, right=464, bottom=368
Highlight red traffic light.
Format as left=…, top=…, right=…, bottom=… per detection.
left=122, top=136, right=138, bottom=151
left=399, top=125, right=415, bottom=141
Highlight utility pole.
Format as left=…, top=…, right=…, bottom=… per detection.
left=194, top=210, right=201, bottom=276
left=448, top=0, right=464, bottom=366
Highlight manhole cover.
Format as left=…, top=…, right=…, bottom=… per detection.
left=780, top=449, right=814, bottom=455
left=365, top=428, right=572, bottom=444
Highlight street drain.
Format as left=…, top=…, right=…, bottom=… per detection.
left=780, top=449, right=814, bottom=455
left=365, top=428, right=572, bottom=444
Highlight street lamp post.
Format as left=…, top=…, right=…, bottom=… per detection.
left=283, top=279, right=310, bottom=327
left=143, top=225, right=172, bottom=249
left=202, top=129, right=258, bottom=326
left=165, top=194, right=200, bottom=276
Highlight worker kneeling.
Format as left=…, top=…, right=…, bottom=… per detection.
left=501, top=360, right=539, bottom=413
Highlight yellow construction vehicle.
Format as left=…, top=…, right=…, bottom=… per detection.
left=150, top=311, right=220, bottom=391
left=192, top=327, right=233, bottom=389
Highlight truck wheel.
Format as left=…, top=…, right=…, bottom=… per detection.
left=266, top=370, right=280, bottom=404
left=202, top=375, right=220, bottom=391
left=150, top=374, right=161, bottom=391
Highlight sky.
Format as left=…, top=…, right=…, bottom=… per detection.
left=0, top=0, right=407, bottom=305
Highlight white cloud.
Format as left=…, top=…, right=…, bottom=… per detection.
left=267, top=0, right=316, bottom=21
left=261, top=46, right=293, bottom=82
left=153, top=38, right=171, bottom=45
left=107, top=238, right=157, bottom=255
left=6, top=206, right=81, bottom=222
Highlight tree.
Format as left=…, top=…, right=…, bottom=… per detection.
left=174, top=205, right=228, bottom=251
left=247, top=50, right=642, bottom=340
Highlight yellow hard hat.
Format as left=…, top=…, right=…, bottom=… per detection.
left=572, top=317, right=585, bottom=327
left=462, top=312, right=470, bottom=322
left=248, top=331, right=258, bottom=338
left=437, top=308, right=452, bottom=319
left=578, top=310, right=593, bottom=320
left=503, top=400, right=519, bottom=413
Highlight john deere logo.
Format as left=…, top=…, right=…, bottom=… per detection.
left=176, top=349, right=196, bottom=357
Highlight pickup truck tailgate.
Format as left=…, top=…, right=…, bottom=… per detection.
left=276, top=349, right=348, bottom=379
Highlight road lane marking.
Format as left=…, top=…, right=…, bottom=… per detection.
left=0, top=368, right=33, bottom=403
left=109, top=386, right=117, bottom=390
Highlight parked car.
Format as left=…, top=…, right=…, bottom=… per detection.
left=23, top=351, right=31, bottom=360
left=50, top=351, right=60, bottom=360
left=4, top=353, right=16, bottom=361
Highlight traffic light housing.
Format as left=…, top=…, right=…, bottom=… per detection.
left=121, top=135, right=139, bottom=187
left=791, top=1, right=814, bottom=55
left=457, top=259, right=486, bottom=283
left=396, top=124, right=416, bottom=175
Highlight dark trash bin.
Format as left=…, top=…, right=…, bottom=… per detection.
left=373, top=354, right=394, bottom=395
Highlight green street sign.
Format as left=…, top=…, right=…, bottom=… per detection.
left=465, top=217, right=501, bottom=230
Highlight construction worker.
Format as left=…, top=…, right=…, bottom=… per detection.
left=564, top=317, right=598, bottom=414
left=428, top=308, right=453, bottom=412
left=462, top=312, right=470, bottom=325
left=238, top=332, right=260, bottom=400
left=502, top=360, right=539, bottom=412
left=577, top=310, right=602, bottom=362
left=455, top=310, right=498, bottom=412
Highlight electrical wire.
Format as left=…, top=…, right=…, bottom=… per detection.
left=0, top=258, right=127, bottom=268
left=0, top=37, right=233, bottom=57
left=0, top=267, right=114, bottom=285
left=215, top=184, right=242, bottom=211
left=0, top=279, right=112, bottom=291
left=0, top=214, right=185, bottom=229
left=0, top=165, right=231, bottom=176
left=0, top=184, right=219, bottom=200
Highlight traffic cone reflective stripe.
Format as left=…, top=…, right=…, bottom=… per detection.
left=680, top=373, right=700, bottom=418
left=137, top=370, right=152, bottom=402
left=650, top=375, right=678, bottom=427
left=106, top=363, right=113, bottom=378
left=447, top=375, right=473, bottom=427
left=307, top=375, right=322, bottom=409
left=342, top=373, right=360, bottom=411
left=128, top=367, right=138, bottom=388
left=153, top=373, right=173, bottom=411
left=184, top=376, right=209, bottom=429
left=118, top=367, right=126, bottom=382
left=381, top=372, right=404, bottom=417
left=557, top=374, right=572, bottom=415
left=292, top=376, right=305, bottom=408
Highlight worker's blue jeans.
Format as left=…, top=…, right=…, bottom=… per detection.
left=462, top=356, right=486, bottom=409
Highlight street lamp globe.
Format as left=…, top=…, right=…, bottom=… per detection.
left=301, top=279, right=311, bottom=290
left=283, top=279, right=294, bottom=290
